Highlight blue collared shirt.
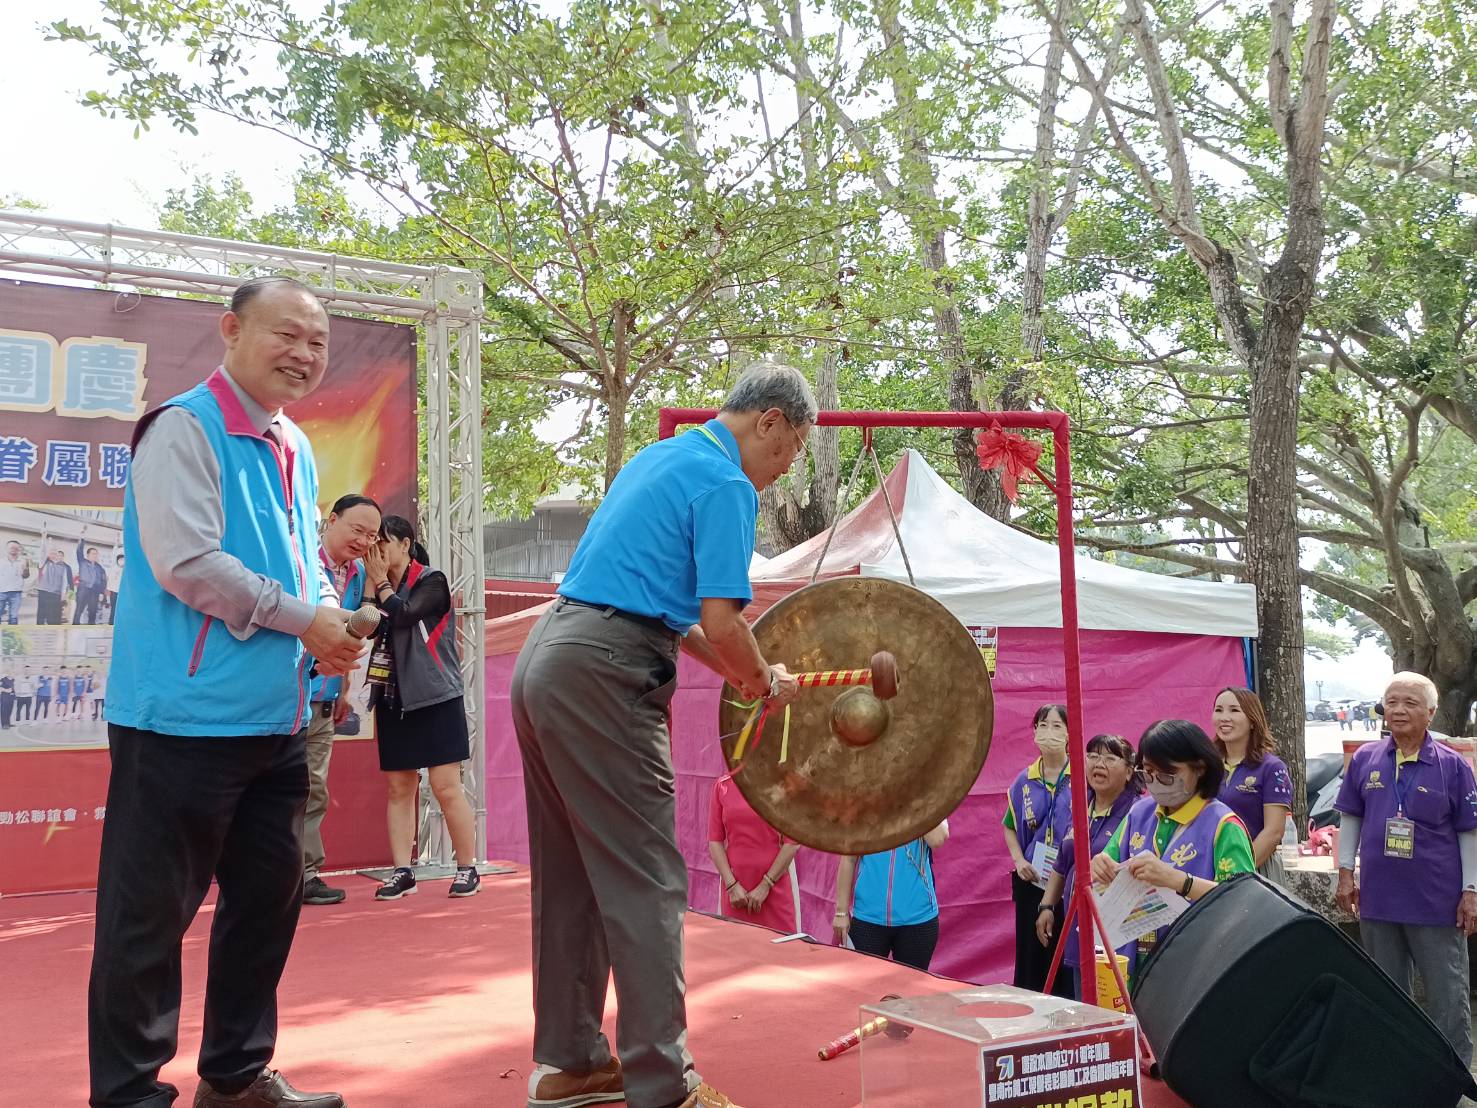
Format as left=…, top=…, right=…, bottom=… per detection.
left=560, top=419, right=758, bottom=633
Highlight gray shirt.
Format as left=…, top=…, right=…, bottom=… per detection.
left=130, top=368, right=335, bottom=642
left=37, top=558, right=72, bottom=595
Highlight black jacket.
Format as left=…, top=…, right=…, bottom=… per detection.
left=377, top=562, right=463, bottom=712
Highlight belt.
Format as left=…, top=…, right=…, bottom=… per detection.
left=314, top=699, right=338, bottom=717
left=557, top=597, right=675, bottom=638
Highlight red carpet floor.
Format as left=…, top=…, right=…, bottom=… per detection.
left=2, top=867, right=1190, bottom=1106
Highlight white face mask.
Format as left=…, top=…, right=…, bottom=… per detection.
left=1035, top=734, right=1067, bottom=756
left=1147, top=775, right=1194, bottom=810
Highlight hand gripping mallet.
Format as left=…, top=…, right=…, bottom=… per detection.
left=733, top=651, right=900, bottom=763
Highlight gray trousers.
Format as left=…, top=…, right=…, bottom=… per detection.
left=301, top=705, right=335, bottom=881
left=1361, top=919, right=1473, bottom=1064
left=511, top=601, right=697, bottom=1108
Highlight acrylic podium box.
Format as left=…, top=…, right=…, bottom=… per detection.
left=859, top=985, right=1141, bottom=1107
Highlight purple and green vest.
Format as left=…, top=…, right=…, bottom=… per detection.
left=1009, top=764, right=1072, bottom=857
left=1055, top=787, right=1138, bottom=970
left=1118, top=794, right=1238, bottom=970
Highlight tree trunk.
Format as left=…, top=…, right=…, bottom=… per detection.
left=1245, top=338, right=1309, bottom=831
left=1433, top=671, right=1477, bottom=737
left=761, top=347, right=842, bottom=548
left=603, top=380, right=629, bottom=492
left=755, top=0, right=843, bottom=552
left=873, top=0, right=1008, bottom=520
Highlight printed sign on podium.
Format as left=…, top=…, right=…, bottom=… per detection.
left=859, top=985, right=1141, bottom=1108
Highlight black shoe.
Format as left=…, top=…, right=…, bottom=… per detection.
left=449, top=865, right=481, bottom=898
left=302, top=877, right=346, bottom=905
left=194, top=1067, right=344, bottom=1106
left=374, top=867, right=416, bottom=900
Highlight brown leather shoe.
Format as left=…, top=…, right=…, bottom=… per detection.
left=526, top=1057, right=623, bottom=1107
left=678, top=1085, right=742, bottom=1108
left=194, top=1068, right=345, bottom=1107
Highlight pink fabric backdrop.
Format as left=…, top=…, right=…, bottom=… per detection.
left=485, top=627, right=1248, bottom=985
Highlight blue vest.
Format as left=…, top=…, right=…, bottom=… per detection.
left=853, top=840, right=939, bottom=927
left=107, top=373, right=321, bottom=737
left=309, top=548, right=365, bottom=703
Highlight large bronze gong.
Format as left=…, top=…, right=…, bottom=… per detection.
left=718, top=577, right=993, bottom=855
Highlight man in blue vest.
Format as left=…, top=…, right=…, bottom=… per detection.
left=302, top=492, right=381, bottom=906
left=89, top=276, right=365, bottom=1108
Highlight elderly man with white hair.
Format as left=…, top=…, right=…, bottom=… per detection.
left=512, top=363, right=816, bottom=1108
left=1336, top=671, right=1477, bottom=1062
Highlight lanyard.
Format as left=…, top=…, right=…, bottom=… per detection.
left=1088, top=796, right=1119, bottom=847
left=1393, top=756, right=1419, bottom=817
left=1041, top=763, right=1068, bottom=845
left=692, top=424, right=735, bottom=464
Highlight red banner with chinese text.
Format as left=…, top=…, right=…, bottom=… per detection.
left=0, top=279, right=418, bottom=894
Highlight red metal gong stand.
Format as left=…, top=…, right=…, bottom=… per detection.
left=658, top=407, right=1140, bottom=1026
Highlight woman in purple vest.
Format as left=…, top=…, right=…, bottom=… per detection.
left=1002, top=703, right=1076, bottom=997
left=1036, top=733, right=1142, bottom=997
left=1212, top=687, right=1293, bottom=875
left=1091, top=719, right=1256, bottom=980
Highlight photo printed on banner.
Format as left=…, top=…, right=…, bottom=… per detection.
left=0, top=504, right=120, bottom=751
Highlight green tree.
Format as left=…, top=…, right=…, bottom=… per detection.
left=55, top=0, right=849, bottom=493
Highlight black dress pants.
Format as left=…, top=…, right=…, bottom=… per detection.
left=88, top=724, right=309, bottom=1107
left=1011, top=872, right=1075, bottom=998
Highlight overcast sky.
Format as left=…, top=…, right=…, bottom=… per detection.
left=0, top=4, right=1403, bottom=699
left=2, top=4, right=322, bottom=224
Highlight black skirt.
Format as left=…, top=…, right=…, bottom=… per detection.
left=374, top=695, right=470, bottom=772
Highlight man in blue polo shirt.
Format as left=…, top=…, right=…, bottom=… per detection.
left=512, top=364, right=815, bottom=1108
left=1336, top=671, right=1477, bottom=1062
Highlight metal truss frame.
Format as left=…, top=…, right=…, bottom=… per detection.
left=0, top=210, right=490, bottom=866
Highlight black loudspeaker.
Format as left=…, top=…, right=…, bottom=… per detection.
left=1132, top=873, right=1477, bottom=1108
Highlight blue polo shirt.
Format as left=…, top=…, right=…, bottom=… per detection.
left=560, top=419, right=758, bottom=633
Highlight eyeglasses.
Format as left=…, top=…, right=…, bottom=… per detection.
left=1085, top=752, right=1125, bottom=765
left=344, top=524, right=380, bottom=543
left=783, top=416, right=808, bottom=466
left=1144, top=769, right=1182, bottom=787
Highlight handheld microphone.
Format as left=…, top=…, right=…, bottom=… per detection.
left=345, top=604, right=382, bottom=640
left=309, top=605, right=383, bottom=678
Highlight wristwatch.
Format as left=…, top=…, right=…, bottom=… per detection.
left=1180, top=874, right=1195, bottom=897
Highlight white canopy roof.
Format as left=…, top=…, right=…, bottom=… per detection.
left=755, top=450, right=1257, bottom=637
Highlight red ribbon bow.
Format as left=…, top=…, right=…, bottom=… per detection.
left=975, top=422, right=1043, bottom=502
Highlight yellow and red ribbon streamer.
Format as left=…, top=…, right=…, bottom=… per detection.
left=730, top=666, right=875, bottom=768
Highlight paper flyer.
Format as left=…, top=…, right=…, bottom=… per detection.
left=1092, top=860, right=1190, bottom=950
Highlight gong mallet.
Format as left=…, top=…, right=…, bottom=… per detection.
left=816, top=994, right=913, bottom=1060
left=733, top=651, right=900, bottom=763
left=792, top=650, right=900, bottom=700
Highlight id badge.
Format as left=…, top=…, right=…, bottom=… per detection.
left=1030, top=841, right=1058, bottom=889
left=1384, top=817, right=1415, bottom=859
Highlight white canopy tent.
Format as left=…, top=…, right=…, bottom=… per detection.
left=755, top=449, right=1257, bottom=637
